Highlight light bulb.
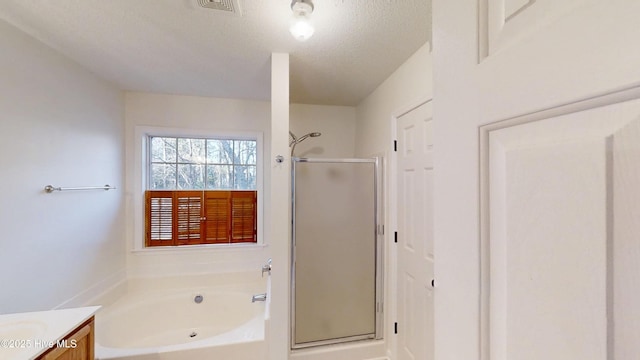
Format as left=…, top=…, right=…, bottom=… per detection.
left=289, top=0, right=315, bottom=41
left=290, top=18, right=314, bottom=41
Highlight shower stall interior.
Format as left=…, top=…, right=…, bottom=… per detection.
left=291, top=156, right=383, bottom=349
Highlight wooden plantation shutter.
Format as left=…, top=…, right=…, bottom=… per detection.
left=176, top=191, right=203, bottom=245
left=204, top=191, right=231, bottom=244
left=146, top=190, right=257, bottom=246
left=146, top=191, right=174, bottom=247
left=231, top=191, right=257, bottom=243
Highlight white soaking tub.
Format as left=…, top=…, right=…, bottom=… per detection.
left=95, top=272, right=268, bottom=360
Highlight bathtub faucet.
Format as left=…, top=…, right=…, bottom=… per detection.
left=261, top=258, right=272, bottom=277
left=252, top=293, right=267, bottom=303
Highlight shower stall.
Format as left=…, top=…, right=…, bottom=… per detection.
left=291, top=156, right=383, bottom=349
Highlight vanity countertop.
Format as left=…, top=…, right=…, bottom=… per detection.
left=0, top=306, right=100, bottom=360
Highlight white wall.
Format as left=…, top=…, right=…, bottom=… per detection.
left=290, top=104, right=356, bottom=158
left=355, top=42, right=433, bottom=158
left=354, top=41, right=433, bottom=359
left=0, top=19, right=125, bottom=313
left=124, top=92, right=272, bottom=278
left=269, top=53, right=290, bottom=360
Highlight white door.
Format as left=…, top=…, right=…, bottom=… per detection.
left=482, top=98, right=640, bottom=360
left=396, top=100, right=434, bottom=360
left=434, top=1, right=640, bottom=359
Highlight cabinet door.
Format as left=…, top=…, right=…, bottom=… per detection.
left=40, top=318, right=94, bottom=360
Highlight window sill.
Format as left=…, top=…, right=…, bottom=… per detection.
left=130, top=243, right=268, bottom=254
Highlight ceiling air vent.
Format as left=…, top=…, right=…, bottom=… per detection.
left=198, top=0, right=241, bottom=15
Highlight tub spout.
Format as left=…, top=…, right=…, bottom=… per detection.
left=252, top=293, right=267, bottom=303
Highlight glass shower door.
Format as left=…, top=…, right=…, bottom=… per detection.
left=291, top=157, right=382, bottom=349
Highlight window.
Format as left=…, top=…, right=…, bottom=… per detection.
left=149, top=137, right=256, bottom=190
left=145, top=135, right=258, bottom=247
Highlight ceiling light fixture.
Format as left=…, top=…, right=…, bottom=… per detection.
left=289, top=0, right=315, bottom=42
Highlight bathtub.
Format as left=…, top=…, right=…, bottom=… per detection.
left=94, top=272, right=268, bottom=360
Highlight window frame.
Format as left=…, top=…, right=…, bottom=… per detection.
left=133, top=126, right=264, bottom=251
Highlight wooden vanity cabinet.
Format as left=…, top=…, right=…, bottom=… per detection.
left=37, top=316, right=94, bottom=360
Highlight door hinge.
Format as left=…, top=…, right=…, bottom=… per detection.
left=394, top=231, right=398, bottom=243
left=393, top=140, right=397, bottom=152
left=394, top=322, right=398, bottom=334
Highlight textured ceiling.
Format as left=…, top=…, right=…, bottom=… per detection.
left=0, top=0, right=431, bottom=106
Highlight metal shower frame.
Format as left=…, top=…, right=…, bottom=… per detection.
left=290, top=156, right=384, bottom=349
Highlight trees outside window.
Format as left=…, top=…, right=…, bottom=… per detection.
left=150, top=137, right=257, bottom=190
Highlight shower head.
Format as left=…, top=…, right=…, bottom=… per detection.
left=296, top=132, right=322, bottom=143
left=289, top=131, right=322, bottom=156
left=289, top=131, right=321, bottom=145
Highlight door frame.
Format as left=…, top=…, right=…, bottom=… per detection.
left=389, top=97, right=433, bottom=359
